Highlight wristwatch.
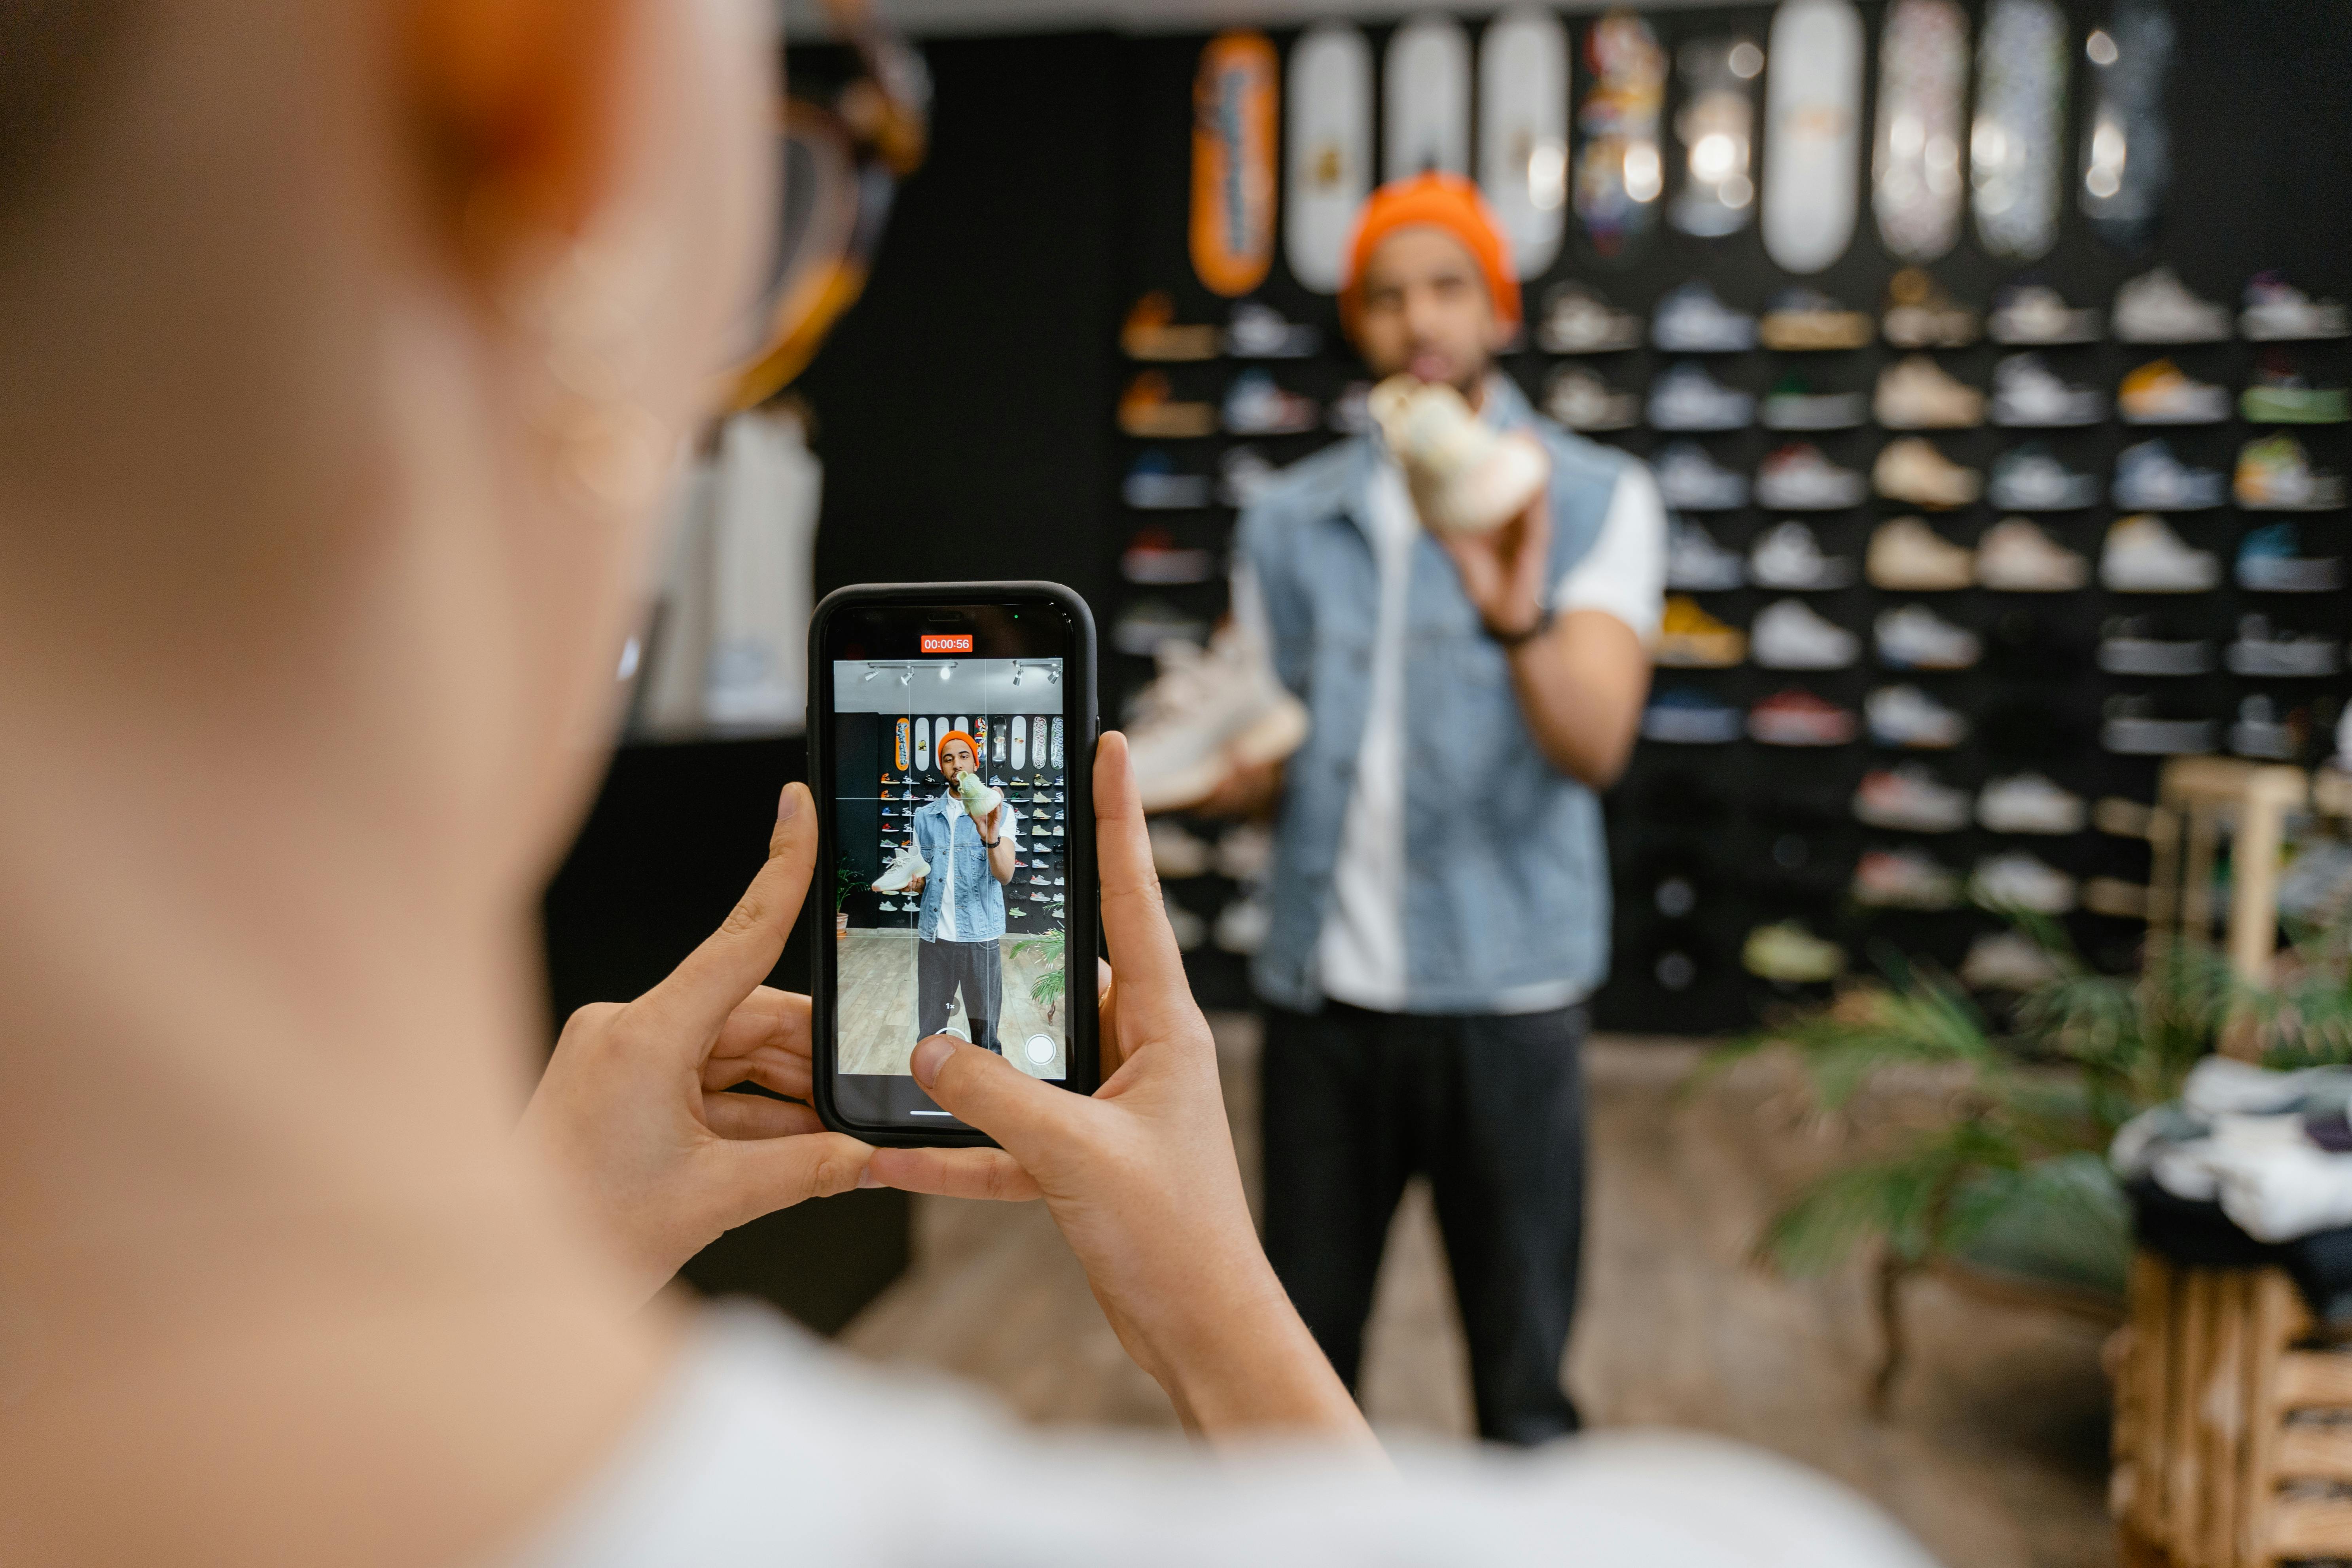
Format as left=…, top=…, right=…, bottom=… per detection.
left=1485, top=602, right=1554, bottom=648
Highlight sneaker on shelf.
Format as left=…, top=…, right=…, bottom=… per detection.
left=1990, top=352, right=2107, bottom=427
left=1369, top=376, right=1552, bottom=534
left=2118, top=358, right=2232, bottom=425
left=1214, top=822, right=1273, bottom=881
left=2236, top=523, right=2343, bottom=592
left=1751, top=598, right=1858, bottom=669
left=1755, top=442, right=1867, bottom=510
left=1875, top=604, right=1980, bottom=670
left=1881, top=267, right=1979, bottom=349
left=1867, top=684, right=1968, bottom=749
left=1163, top=897, right=1207, bottom=951
left=1212, top=895, right=1270, bottom=954
left=1121, top=291, right=1221, bottom=361
left=1874, top=437, right=1982, bottom=508
left=2229, top=695, right=2301, bottom=761
left=1748, top=689, right=1858, bottom=747
left=2112, top=267, right=2233, bottom=345
left=1853, top=846, right=1963, bottom=909
left=871, top=843, right=931, bottom=894
left=1542, top=365, right=1642, bottom=431
left=1653, top=280, right=1757, bottom=353
left=1216, top=445, right=1281, bottom=508
left=1742, top=922, right=1846, bottom=983
left=2098, top=616, right=2213, bottom=676
left=2241, top=357, right=2352, bottom=425
left=1759, top=287, right=1873, bottom=351
left=1123, top=623, right=1310, bottom=813
left=1536, top=281, right=1644, bottom=354
left=1123, top=451, right=1213, bottom=509
left=1666, top=518, right=1746, bottom=591
left=2227, top=615, right=2343, bottom=678
left=1656, top=595, right=1749, bottom=667
left=1118, top=372, right=1217, bottom=437
left=1223, top=369, right=1319, bottom=435
left=1975, top=518, right=2089, bottom=591
left=1648, top=362, right=1755, bottom=431
left=1327, top=381, right=1374, bottom=434
left=2102, top=695, right=2216, bottom=756
left=1642, top=688, right=1745, bottom=744
left=1867, top=517, right=1974, bottom=591
left=1873, top=355, right=1986, bottom=429
left=2236, top=433, right=2348, bottom=510
left=1225, top=301, right=1321, bottom=358
left=1655, top=441, right=1750, bottom=510
left=1977, top=773, right=2086, bottom=834
left=1761, top=375, right=1868, bottom=431
left=1971, top=851, right=2077, bottom=915
left=1854, top=764, right=1972, bottom=831
left=1120, top=528, right=1217, bottom=585
left=1748, top=521, right=1854, bottom=590
left=1960, top=931, right=2064, bottom=992
left=2100, top=515, right=2219, bottom=593
left=1148, top=819, right=1215, bottom=878
left=1111, top=599, right=1209, bottom=657
left=2114, top=438, right=2227, bottom=511
left=1988, top=443, right=2100, bottom=511
left=2241, top=272, right=2352, bottom=343
left=1988, top=282, right=2102, bottom=345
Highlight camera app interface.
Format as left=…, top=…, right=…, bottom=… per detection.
left=833, top=655, right=1070, bottom=1080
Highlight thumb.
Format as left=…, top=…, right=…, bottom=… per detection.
left=910, top=1033, right=1079, bottom=1151
left=708, top=1131, right=874, bottom=1231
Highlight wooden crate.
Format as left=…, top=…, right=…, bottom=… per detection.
left=2113, top=1252, right=2352, bottom=1566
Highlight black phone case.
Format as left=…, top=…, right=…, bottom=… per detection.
left=805, top=581, right=1101, bottom=1146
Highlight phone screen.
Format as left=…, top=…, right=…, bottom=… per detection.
left=814, top=593, right=1092, bottom=1137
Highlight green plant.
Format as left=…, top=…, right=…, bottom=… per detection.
left=837, top=866, right=865, bottom=914
left=1010, top=928, right=1066, bottom=1021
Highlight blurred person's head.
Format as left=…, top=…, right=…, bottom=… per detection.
left=0, top=0, right=775, bottom=931
left=937, top=733, right=977, bottom=783
left=1339, top=174, right=1519, bottom=402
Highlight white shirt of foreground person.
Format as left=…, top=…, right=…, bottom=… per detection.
left=514, top=1307, right=1937, bottom=1568
left=1232, top=436, right=1667, bottom=1014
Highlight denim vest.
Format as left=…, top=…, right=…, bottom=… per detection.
left=1237, top=375, right=1636, bottom=1014
left=912, top=797, right=1005, bottom=943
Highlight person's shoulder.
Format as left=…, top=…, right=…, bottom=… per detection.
left=1237, top=435, right=1364, bottom=540
left=1526, top=406, right=1646, bottom=494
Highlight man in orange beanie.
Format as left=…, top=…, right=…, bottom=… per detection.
left=907, top=730, right=1017, bottom=1055
left=1215, top=172, right=1665, bottom=1443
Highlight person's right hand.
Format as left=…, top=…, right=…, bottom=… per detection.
left=867, top=733, right=1373, bottom=1451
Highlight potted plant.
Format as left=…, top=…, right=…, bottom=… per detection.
left=835, top=867, right=863, bottom=939
left=1010, top=927, right=1066, bottom=1025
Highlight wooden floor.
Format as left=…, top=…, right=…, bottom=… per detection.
left=835, top=928, right=1066, bottom=1078
left=841, top=1017, right=2117, bottom=1568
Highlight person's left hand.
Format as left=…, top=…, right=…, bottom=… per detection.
left=1433, top=489, right=1552, bottom=638
left=521, top=783, right=875, bottom=1304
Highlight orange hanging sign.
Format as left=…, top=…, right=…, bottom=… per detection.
left=1191, top=31, right=1278, bottom=297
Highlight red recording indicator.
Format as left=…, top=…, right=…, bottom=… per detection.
left=920, top=633, right=974, bottom=652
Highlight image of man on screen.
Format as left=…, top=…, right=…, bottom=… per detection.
left=906, top=731, right=1017, bottom=1055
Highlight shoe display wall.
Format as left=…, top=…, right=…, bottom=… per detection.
left=1099, top=17, right=2352, bottom=1030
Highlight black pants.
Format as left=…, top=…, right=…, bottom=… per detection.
left=917, top=935, right=1002, bottom=1053
left=1259, top=1001, right=1587, bottom=1446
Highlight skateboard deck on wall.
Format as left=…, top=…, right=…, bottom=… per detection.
left=993, top=722, right=1007, bottom=763
left=1285, top=22, right=1372, bottom=294
left=1872, top=0, right=1968, bottom=263
left=973, top=716, right=988, bottom=760
left=1011, top=716, right=1028, bottom=772
left=1669, top=33, right=1759, bottom=239
left=915, top=716, right=930, bottom=773
left=953, top=716, right=969, bottom=742
left=1191, top=30, right=1278, bottom=298
left=1761, top=0, right=1864, bottom=275
left=1574, top=11, right=1667, bottom=259
left=1477, top=6, right=1569, bottom=280
left=2081, top=0, right=2174, bottom=252
left=1051, top=716, right=1065, bottom=770
left=1383, top=15, right=1471, bottom=182
left=895, top=717, right=909, bottom=772
left=1972, top=0, right=2067, bottom=263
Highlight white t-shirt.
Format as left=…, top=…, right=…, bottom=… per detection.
left=931, top=791, right=1015, bottom=944
left=511, top=1303, right=1934, bottom=1568
left=1237, top=419, right=1665, bottom=1015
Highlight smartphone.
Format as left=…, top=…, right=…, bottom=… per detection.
left=807, top=582, right=1100, bottom=1145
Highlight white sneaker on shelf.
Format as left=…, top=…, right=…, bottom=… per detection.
left=1971, top=851, right=2077, bottom=914
left=1853, top=847, right=1963, bottom=910
left=1653, top=441, right=1749, bottom=510
left=1866, top=684, right=1968, bottom=749
left=1975, top=518, right=2088, bottom=591
left=2100, top=515, right=2219, bottom=593
left=1212, top=895, right=1270, bottom=954
left=1875, top=604, right=1980, bottom=669
left=1989, top=283, right=2101, bottom=345
left=1751, top=599, right=1859, bottom=669
left=1977, top=774, right=2086, bottom=835
left=1125, top=624, right=1310, bottom=814
left=1148, top=819, right=1214, bottom=878
left=1667, top=518, right=1746, bottom=591
left=2114, top=267, right=2233, bottom=344
left=1872, top=354, right=1986, bottom=429
left=2242, top=272, right=2352, bottom=342
left=1854, top=765, right=1972, bottom=832
left=1961, top=931, right=2065, bottom=992
left=1755, top=443, right=1867, bottom=510
left=1748, top=521, right=1853, bottom=590
left=2227, top=615, right=2343, bottom=678
left=1990, top=352, right=2107, bottom=427
left=1866, top=517, right=1974, bottom=591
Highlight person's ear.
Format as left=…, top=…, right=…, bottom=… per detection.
left=403, top=0, right=634, bottom=274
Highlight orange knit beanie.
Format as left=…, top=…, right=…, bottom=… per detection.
left=1337, top=172, right=1521, bottom=338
